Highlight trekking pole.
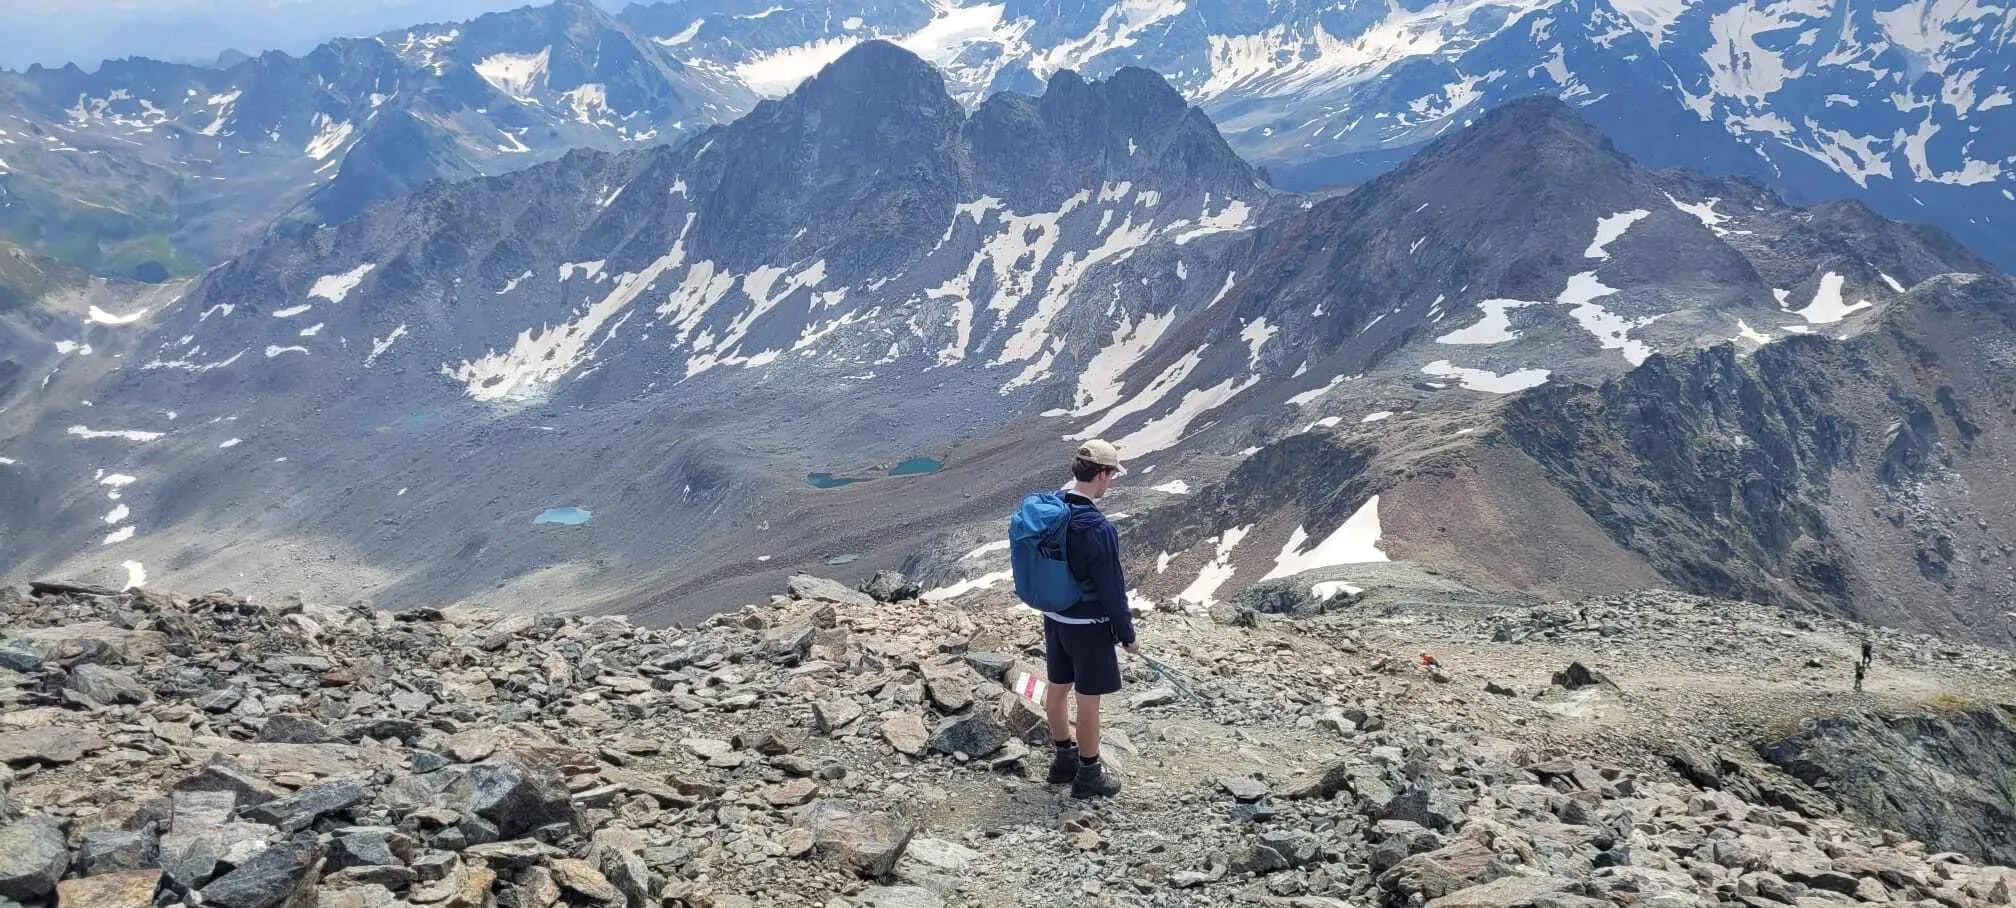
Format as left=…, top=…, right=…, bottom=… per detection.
left=1137, top=651, right=1205, bottom=703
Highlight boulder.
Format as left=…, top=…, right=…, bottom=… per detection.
left=879, top=713, right=929, bottom=757
left=787, top=575, right=876, bottom=609
left=0, top=814, right=69, bottom=901
left=254, top=716, right=332, bottom=745
left=930, top=714, right=1009, bottom=758
left=439, top=754, right=574, bottom=837
left=240, top=778, right=367, bottom=832
left=806, top=804, right=916, bottom=878
left=549, top=858, right=623, bottom=904
left=174, top=759, right=284, bottom=807
left=327, top=828, right=414, bottom=870
left=1219, top=776, right=1271, bottom=803
left=76, top=829, right=160, bottom=875
left=1425, top=874, right=1577, bottom=907
left=65, top=664, right=151, bottom=705
left=55, top=870, right=161, bottom=908
left=0, top=726, right=108, bottom=765
left=813, top=699, right=864, bottom=735
left=859, top=572, right=923, bottom=603
left=1551, top=663, right=1613, bottom=691
left=199, top=833, right=323, bottom=908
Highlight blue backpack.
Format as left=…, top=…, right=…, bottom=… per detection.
left=1009, top=491, right=1093, bottom=612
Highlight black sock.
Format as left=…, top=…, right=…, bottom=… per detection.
left=1054, top=739, right=1076, bottom=750
left=1080, top=754, right=1100, bottom=765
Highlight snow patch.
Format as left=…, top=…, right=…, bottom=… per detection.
left=1175, top=525, right=1251, bottom=609
left=960, top=539, right=1011, bottom=561
left=1437, top=297, right=1542, bottom=345
left=1794, top=272, right=1872, bottom=324
left=304, top=115, right=354, bottom=161
left=218, top=438, right=242, bottom=449
left=266, top=346, right=309, bottom=358
left=474, top=48, right=551, bottom=100
left=365, top=324, right=408, bottom=367
left=1664, top=193, right=1731, bottom=235
left=1263, top=495, right=1389, bottom=582
left=272, top=305, right=312, bottom=319
left=103, top=526, right=135, bottom=545
left=68, top=426, right=163, bottom=442
left=1361, top=411, right=1395, bottom=423
left=121, top=561, right=146, bottom=591
left=104, top=503, right=129, bottom=524
left=309, top=264, right=375, bottom=303
left=1422, top=360, right=1550, bottom=393
left=924, top=570, right=1012, bottom=601
left=87, top=305, right=148, bottom=325
left=1585, top=210, right=1651, bottom=259
left=1149, top=480, right=1191, bottom=495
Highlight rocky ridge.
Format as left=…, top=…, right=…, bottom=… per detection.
left=4, top=575, right=2016, bottom=907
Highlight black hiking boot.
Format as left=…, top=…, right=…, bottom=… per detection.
left=1070, top=757, right=1121, bottom=799
left=1047, top=744, right=1079, bottom=784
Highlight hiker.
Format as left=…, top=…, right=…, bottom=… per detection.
left=1007, top=439, right=1135, bottom=799
left=1861, top=639, right=1874, bottom=670
left=1419, top=652, right=1441, bottom=671
left=1854, top=661, right=1866, bottom=692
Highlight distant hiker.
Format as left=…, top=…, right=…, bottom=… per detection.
left=1419, top=652, right=1441, bottom=670
left=1854, top=661, right=1866, bottom=692
left=1008, top=439, right=1135, bottom=799
left=1861, top=639, right=1875, bottom=670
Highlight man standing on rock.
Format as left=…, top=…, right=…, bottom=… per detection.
left=1040, top=439, right=1136, bottom=799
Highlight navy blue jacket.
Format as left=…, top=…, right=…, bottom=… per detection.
left=1054, top=492, right=1136, bottom=645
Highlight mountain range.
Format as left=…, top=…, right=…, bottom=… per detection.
left=0, top=0, right=2009, bottom=283
left=2, top=40, right=2012, bottom=649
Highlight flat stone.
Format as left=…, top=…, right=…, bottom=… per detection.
left=0, top=726, right=108, bottom=765
left=55, top=870, right=161, bottom=908
left=812, top=700, right=863, bottom=734
left=199, top=833, right=323, bottom=908
left=327, top=828, right=414, bottom=870
left=1425, top=874, right=1576, bottom=908
left=1219, top=776, right=1271, bottom=803
left=76, top=830, right=160, bottom=875
left=254, top=716, right=332, bottom=745
left=682, top=738, right=733, bottom=760
left=549, top=858, right=623, bottom=904
left=787, top=575, right=876, bottom=608
left=0, top=815, right=70, bottom=901
left=762, top=779, right=819, bottom=807
left=175, top=759, right=286, bottom=806
left=462, top=839, right=562, bottom=868
left=859, top=886, right=944, bottom=908
left=880, top=713, right=929, bottom=757
left=65, top=664, right=151, bottom=705
left=1128, top=686, right=1178, bottom=709
left=902, top=838, right=980, bottom=873
left=240, top=778, right=367, bottom=832
left=806, top=804, right=916, bottom=879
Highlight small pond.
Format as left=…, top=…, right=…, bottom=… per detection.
left=535, top=507, right=592, bottom=526
left=887, top=457, right=943, bottom=477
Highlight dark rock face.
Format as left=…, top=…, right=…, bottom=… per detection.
left=1760, top=705, right=2016, bottom=867
left=1500, top=272, right=2016, bottom=642
left=440, top=755, right=576, bottom=838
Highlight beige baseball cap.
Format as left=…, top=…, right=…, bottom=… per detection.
left=1075, top=439, right=1125, bottom=474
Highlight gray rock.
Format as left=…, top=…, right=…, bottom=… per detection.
left=77, top=829, right=160, bottom=875
left=806, top=804, right=916, bottom=878
left=0, top=644, right=41, bottom=672
left=961, top=652, right=1015, bottom=683
left=813, top=699, right=864, bottom=734
left=65, top=664, right=151, bottom=705
left=859, top=572, right=923, bottom=603
left=439, top=754, right=574, bottom=837
left=929, top=713, right=1009, bottom=758
left=859, top=886, right=943, bottom=908
left=327, top=828, right=414, bottom=870
left=0, top=726, right=109, bottom=765
left=880, top=713, right=929, bottom=757
left=1551, top=662, right=1614, bottom=691
left=174, top=760, right=284, bottom=807
left=157, top=832, right=220, bottom=890
left=1220, top=776, right=1270, bottom=803
left=0, top=814, right=68, bottom=900
left=787, top=575, right=876, bottom=609
left=254, top=716, right=332, bottom=745
left=1128, top=686, right=1178, bottom=709
left=902, top=838, right=979, bottom=873
left=199, top=834, right=322, bottom=908
left=196, top=687, right=244, bottom=713
left=240, top=778, right=366, bottom=832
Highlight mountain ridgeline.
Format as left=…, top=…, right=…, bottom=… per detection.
left=0, top=41, right=2013, bottom=649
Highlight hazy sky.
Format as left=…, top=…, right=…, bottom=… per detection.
left=0, top=0, right=616, bottom=71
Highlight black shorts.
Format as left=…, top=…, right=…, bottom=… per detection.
left=1044, top=618, right=1122, bottom=696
